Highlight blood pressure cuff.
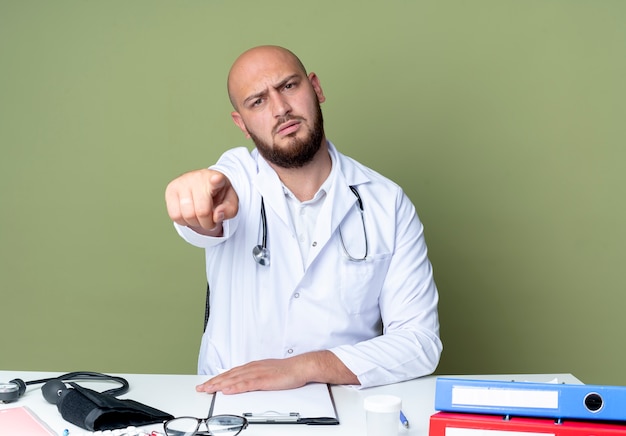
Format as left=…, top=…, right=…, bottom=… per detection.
left=56, top=382, right=174, bottom=431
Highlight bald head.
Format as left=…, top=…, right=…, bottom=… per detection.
left=227, top=46, right=308, bottom=110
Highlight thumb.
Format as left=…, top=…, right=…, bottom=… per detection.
left=219, top=186, right=239, bottom=221
left=208, top=172, right=238, bottom=222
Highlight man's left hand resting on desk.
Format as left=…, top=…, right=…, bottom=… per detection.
left=196, top=351, right=359, bottom=394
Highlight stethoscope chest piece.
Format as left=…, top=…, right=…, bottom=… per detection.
left=252, top=244, right=270, bottom=266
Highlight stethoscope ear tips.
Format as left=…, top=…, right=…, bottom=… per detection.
left=252, top=245, right=270, bottom=266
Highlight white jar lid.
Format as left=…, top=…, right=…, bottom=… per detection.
left=363, top=394, right=402, bottom=413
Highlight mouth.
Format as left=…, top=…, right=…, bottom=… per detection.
left=275, top=119, right=302, bottom=136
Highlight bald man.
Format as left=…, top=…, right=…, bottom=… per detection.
left=165, top=46, right=442, bottom=394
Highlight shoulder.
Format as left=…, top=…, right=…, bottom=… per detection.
left=334, top=147, right=403, bottom=196
left=332, top=146, right=417, bottom=220
left=214, top=146, right=257, bottom=168
left=210, top=147, right=258, bottom=186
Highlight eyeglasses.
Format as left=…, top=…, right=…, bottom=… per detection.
left=163, top=414, right=248, bottom=436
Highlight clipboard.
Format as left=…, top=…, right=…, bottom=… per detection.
left=210, top=383, right=339, bottom=425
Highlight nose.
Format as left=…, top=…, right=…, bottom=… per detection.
left=270, top=91, right=291, bottom=118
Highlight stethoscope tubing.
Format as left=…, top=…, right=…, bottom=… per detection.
left=252, top=185, right=368, bottom=265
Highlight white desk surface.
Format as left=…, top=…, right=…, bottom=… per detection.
left=0, top=371, right=581, bottom=436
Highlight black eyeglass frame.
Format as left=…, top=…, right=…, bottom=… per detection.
left=163, top=414, right=248, bottom=436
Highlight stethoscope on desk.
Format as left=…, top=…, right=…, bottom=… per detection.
left=252, top=185, right=368, bottom=266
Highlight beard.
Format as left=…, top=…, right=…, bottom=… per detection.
left=248, top=102, right=325, bottom=169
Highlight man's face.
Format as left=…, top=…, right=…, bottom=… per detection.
left=228, top=49, right=326, bottom=168
left=247, top=96, right=324, bottom=168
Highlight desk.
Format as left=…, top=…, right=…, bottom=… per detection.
left=0, top=371, right=581, bottom=435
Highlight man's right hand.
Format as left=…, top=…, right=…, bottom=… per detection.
left=165, top=169, right=239, bottom=236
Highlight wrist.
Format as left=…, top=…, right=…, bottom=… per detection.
left=296, top=351, right=359, bottom=386
left=188, top=224, right=223, bottom=237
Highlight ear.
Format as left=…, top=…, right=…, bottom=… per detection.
left=231, top=111, right=250, bottom=138
left=308, top=72, right=326, bottom=104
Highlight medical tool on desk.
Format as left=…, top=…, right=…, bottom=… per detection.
left=253, top=185, right=368, bottom=265
left=1, top=371, right=173, bottom=432
left=1, top=371, right=129, bottom=404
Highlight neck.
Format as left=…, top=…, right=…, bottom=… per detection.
left=270, top=140, right=331, bottom=202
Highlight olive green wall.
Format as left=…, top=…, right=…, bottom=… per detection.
left=1, top=1, right=625, bottom=384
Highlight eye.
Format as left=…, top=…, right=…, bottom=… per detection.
left=250, top=98, right=264, bottom=108
left=283, top=81, right=297, bottom=91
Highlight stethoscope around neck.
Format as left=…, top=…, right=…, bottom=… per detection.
left=252, top=185, right=368, bottom=266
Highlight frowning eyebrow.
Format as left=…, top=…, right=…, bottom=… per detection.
left=242, top=74, right=301, bottom=106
